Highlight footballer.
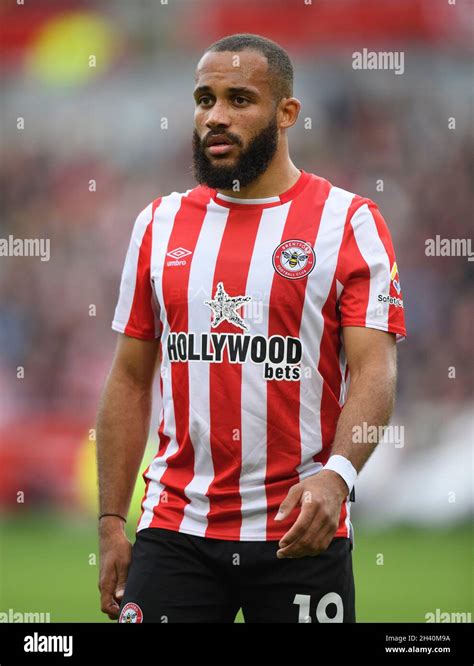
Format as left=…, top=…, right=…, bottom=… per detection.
left=97, top=33, right=406, bottom=623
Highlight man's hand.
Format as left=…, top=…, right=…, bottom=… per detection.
left=274, top=470, right=348, bottom=559
left=98, top=518, right=133, bottom=620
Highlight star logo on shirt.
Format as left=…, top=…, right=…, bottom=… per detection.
left=204, top=282, right=252, bottom=331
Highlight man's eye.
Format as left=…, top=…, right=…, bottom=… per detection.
left=233, top=96, right=248, bottom=106
left=198, top=96, right=212, bottom=106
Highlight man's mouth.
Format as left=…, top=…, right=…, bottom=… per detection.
left=205, top=134, right=235, bottom=156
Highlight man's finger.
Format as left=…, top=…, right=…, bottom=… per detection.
left=114, top=561, right=130, bottom=604
left=101, top=589, right=121, bottom=619
left=274, top=484, right=303, bottom=521
left=278, top=500, right=321, bottom=549
left=277, top=521, right=320, bottom=558
left=100, top=567, right=120, bottom=618
left=277, top=521, right=336, bottom=559
left=107, top=605, right=121, bottom=621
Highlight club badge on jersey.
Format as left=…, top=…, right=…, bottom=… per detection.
left=272, top=239, right=316, bottom=280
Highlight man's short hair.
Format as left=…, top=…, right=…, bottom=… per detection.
left=205, top=33, right=294, bottom=101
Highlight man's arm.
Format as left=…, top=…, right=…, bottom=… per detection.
left=323, top=326, right=397, bottom=472
left=96, top=333, right=160, bottom=618
left=275, top=326, right=397, bottom=558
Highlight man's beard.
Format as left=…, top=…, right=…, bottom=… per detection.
left=192, top=117, right=279, bottom=190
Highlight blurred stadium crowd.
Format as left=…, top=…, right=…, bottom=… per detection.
left=0, top=0, right=472, bottom=524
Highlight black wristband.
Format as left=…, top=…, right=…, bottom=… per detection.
left=99, top=513, right=127, bottom=523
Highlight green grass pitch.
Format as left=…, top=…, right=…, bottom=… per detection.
left=0, top=512, right=472, bottom=623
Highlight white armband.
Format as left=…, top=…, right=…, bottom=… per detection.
left=324, top=455, right=357, bottom=493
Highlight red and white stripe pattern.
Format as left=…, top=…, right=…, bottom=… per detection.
left=112, top=171, right=406, bottom=541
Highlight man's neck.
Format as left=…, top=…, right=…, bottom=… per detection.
left=216, top=157, right=301, bottom=200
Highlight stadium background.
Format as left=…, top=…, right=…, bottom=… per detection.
left=0, top=0, right=472, bottom=622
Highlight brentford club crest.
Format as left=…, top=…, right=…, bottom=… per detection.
left=272, top=239, right=316, bottom=280
left=119, top=602, right=143, bottom=623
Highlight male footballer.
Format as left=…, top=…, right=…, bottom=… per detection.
left=97, top=33, right=406, bottom=623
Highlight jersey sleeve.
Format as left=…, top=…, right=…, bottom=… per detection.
left=335, top=198, right=406, bottom=341
left=111, top=202, right=162, bottom=341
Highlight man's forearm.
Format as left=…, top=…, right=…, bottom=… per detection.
left=96, top=370, right=152, bottom=518
left=276, top=329, right=398, bottom=558
left=329, top=363, right=397, bottom=476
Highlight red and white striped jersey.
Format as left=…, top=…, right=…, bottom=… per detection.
left=112, top=170, right=406, bottom=541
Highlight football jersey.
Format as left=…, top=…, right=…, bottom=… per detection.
left=111, top=170, right=406, bottom=541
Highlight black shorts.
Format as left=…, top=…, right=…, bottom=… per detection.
left=118, top=527, right=355, bottom=623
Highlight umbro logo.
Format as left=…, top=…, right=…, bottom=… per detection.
left=167, top=247, right=192, bottom=260
left=166, top=247, right=192, bottom=266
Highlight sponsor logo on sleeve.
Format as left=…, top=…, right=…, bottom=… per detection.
left=390, top=262, right=401, bottom=294
left=377, top=294, right=404, bottom=308
left=377, top=262, right=404, bottom=307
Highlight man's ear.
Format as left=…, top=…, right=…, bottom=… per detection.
left=278, top=97, right=301, bottom=129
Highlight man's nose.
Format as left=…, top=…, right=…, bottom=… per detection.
left=205, top=101, right=231, bottom=130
